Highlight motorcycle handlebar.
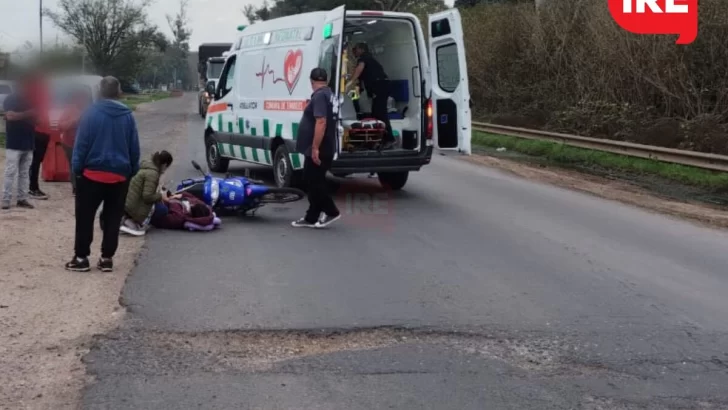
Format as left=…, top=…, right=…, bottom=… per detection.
left=190, top=160, right=207, bottom=177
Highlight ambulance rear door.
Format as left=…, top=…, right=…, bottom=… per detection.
left=428, top=9, right=472, bottom=154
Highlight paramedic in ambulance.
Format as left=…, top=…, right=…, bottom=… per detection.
left=346, top=42, right=394, bottom=150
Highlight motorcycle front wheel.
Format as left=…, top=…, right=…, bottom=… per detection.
left=258, top=187, right=305, bottom=204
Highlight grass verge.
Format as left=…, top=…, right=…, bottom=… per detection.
left=473, top=132, right=728, bottom=192
left=0, top=132, right=5, bottom=147
left=121, top=91, right=173, bottom=111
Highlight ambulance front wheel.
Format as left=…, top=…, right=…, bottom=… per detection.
left=206, top=137, right=229, bottom=173
left=378, top=171, right=409, bottom=191
left=273, top=145, right=302, bottom=188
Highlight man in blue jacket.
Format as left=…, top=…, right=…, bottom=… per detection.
left=66, top=76, right=140, bottom=273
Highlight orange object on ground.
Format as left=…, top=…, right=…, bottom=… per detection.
left=42, top=131, right=71, bottom=182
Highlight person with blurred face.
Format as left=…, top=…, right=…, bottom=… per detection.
left=59, top=89, right=93, bottom=195
left=25, top=70, right=51, bottom=200
left=2, top=75, right=37, bottom=210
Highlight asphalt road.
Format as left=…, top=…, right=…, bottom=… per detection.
left=83, top=95, right=728, bottom=409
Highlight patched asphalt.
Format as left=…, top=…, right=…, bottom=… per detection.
left=83, top=95, right=728, bottom=409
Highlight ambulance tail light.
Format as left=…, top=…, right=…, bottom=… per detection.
left=426, top=99, right=433, bottom=141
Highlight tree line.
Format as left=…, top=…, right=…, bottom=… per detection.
left=43, top=0, right=192, bottom=89
left=243, top=0, right=447, bottom=23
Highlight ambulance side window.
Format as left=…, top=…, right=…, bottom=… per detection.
left=217, top=55, right=237, bottom=99
left=318, top=35, right=340, bottom=90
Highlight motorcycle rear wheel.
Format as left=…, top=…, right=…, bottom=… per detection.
left=258, top=187, right=305, bottom=204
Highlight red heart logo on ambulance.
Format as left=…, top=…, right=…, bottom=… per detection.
left=282, top=49, right=303, bottom=95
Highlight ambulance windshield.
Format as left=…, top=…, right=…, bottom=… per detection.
left=207, top=62, right=225, bottom=80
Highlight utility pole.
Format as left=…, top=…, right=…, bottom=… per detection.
left=39, top=0, right=43, bottom=54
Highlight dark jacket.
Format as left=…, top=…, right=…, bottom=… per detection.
left=72, top=99, right=140, bottom=178
left=2, top=93, right=35, bottom=151
left=124, top=160, right=162, bottom=223
left=150, top=192, right=215, bottom=230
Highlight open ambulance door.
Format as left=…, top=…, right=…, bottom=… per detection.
left=428, top=9, right=472, bottom=154
left=320, top=5, right=346, bottom=158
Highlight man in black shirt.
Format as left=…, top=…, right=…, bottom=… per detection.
left=347, top=42, right=394, bottom=149
left=292, top=68, right=341, bottom=229
left=2, top=77, right=36, bottom=210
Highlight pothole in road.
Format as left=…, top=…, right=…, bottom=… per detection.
left=141, top=327, right=610, bottom=376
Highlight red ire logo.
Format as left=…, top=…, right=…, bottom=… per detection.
left=608, top=0, right=698, bottom=44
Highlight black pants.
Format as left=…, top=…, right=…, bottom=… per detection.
left=369, top=83, right=394, bottom=143
left=74, top=175, right=129, bottom=259
left=304, top=155, right=339, bottom=223
left=62, top=145, right=76, bottom=191
left=30, top=131, right=50, bottom=191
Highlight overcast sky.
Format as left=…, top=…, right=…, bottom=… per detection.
left=0, top=0, right=455, bottom=52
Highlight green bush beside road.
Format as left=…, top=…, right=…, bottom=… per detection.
left=463, top=0, right=728, bottom=155
left=473, top=132, right=728, bottom=192
left=121, top=91, right=172, bottom=111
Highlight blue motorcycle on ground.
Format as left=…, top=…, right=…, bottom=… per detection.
left=175, top=160, right=305, bottom=216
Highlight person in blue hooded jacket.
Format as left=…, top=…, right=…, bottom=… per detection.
left=65, top=76, right=141, bottom=273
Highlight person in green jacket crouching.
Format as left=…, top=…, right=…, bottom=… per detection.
left=120, top=150, right=179, bottom=236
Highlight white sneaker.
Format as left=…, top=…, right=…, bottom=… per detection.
left=291, top=218, right=317, bottom=228
left=120, top=220, right=146, bottom=236
left=315, top=213, right=341, bottom=228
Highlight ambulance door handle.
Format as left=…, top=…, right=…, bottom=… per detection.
left=411, top=66, right=420, bottom=98
left=227, top=103, right=234, bottom=109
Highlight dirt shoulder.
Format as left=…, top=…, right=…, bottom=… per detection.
left=463, top=154, right=728, bottom=229
left=0, top=95, right=190, bottom=410
left=0, top=152, right=143, bottom=409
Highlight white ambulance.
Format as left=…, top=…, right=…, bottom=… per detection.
left=203, top=6, right=471, bottom=190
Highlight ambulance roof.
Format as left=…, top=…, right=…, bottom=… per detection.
left=239, top=12, right=328, bottom=37
left=237, top=10, right=417, bottom=38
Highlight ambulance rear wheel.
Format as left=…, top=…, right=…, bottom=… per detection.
left=378, top=171, right=409, bottom=190
left=206, top=137, right=229, bottom=173
left=273, top=145, right=300, bottom=188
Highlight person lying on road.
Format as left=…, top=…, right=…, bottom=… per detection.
left=149, top=192, right=219, bottom=231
